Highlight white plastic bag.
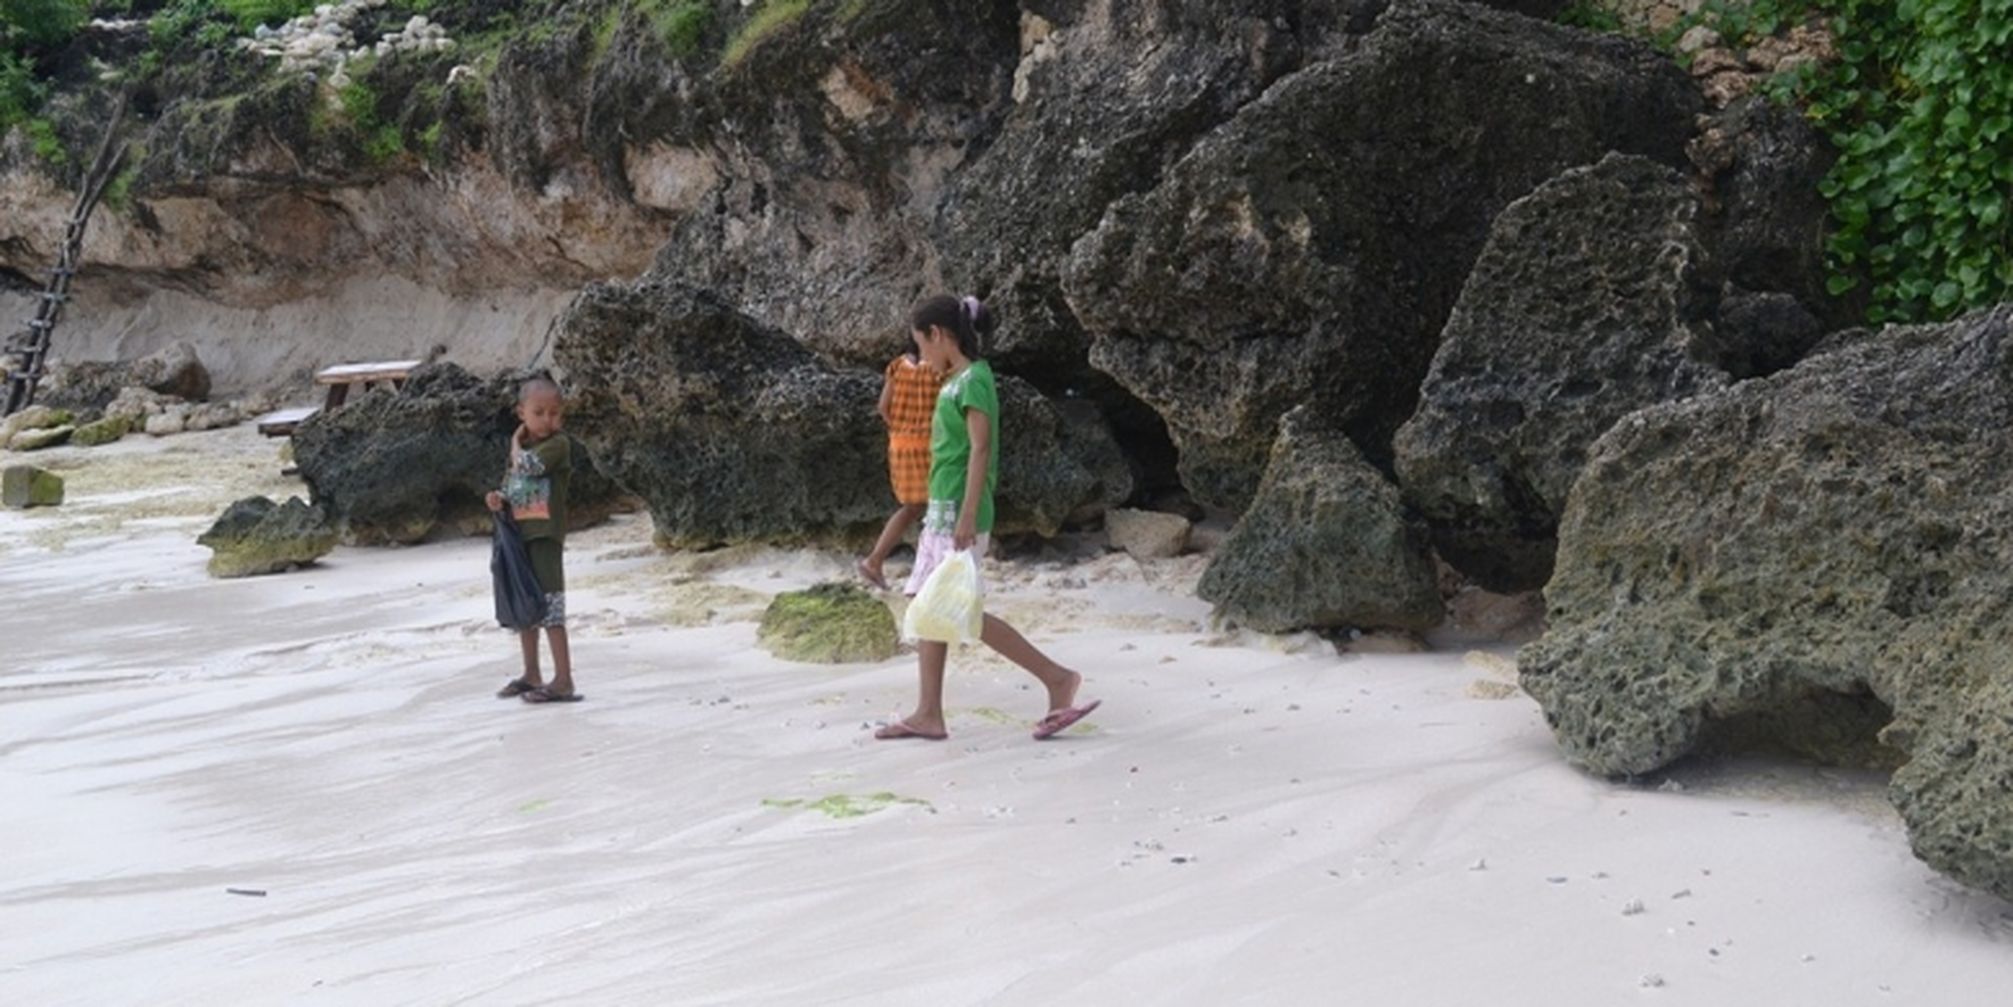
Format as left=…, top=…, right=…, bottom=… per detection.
left=902, top=550, right=984, bottom=644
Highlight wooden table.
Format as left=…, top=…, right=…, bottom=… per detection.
left=314, top=359, right=422, bottom=410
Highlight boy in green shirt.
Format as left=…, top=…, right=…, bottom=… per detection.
left=487, top=377, right=579, bottom=704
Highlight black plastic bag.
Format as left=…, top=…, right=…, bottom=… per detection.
left=491, top=512, right=548, bottom=629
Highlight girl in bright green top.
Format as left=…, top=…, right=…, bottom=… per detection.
left=878, top=295, right=1102, bottom=743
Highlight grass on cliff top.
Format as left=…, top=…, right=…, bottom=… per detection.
left=721, top=0, right=808, bottom=68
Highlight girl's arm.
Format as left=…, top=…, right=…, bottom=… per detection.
left=956, top=407, right=990, bottom=550
left=877, top=373, right=895, bottom=425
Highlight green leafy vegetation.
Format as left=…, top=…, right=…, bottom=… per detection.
left=218, top=0, right=315, bottom=30
left=1556, top=0, right=1622, bottom=33
left=0, top=48, right=43, bottom=131
left=1, top=0, right=84, bottom=135
left=1572, top=0, right=2013, bottom=325
left=1, top=0, right=87, bottom=46
left=339, top=77, right=404, bottom=162
left=23, top=112, right=60, bottom=162
left=1798, top=0, right=2013, bottom=322
left=652, top=0, right=711, bottom=55
left=721, top=0, right=807, bottom=67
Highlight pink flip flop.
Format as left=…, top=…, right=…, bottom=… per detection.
left=1032, top=699, right=1102, bottom=740
left=874, top=720, right=948, bottom=741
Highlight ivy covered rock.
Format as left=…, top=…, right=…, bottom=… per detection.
left=758, top=583, right=900, bottom=665
left=2, top=465, right=64, bottom=508
left=1198, top=407, right=1442, bottom=634
left=1519, top=306, right=2013, bottom=901
left=197, top=496, right=338, bottom=578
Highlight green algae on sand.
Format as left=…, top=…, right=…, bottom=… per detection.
left=762, top=792, right=934, bottom=819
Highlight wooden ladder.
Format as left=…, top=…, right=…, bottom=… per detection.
left=3, top=92, right=130, bottom=417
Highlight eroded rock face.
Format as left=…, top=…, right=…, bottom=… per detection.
left=197, top=495, right=338, bottom=577
left=40, top=342, right=212, bottom=411
left=1395, top=154, right=1728, bottom=592
left=1688, top=94, right=1842, bottom=376
left=937, top=1, right=1323, bottom=377
left=1519, top=306, right=2013, bottom=901
left=293, top=363, right=621, bottom=544
left=552, top=281, right=1130, bottom=548
left=1198, top=407, right=1442, bottom=634
left=1064, top=0, right=1702, bottom=508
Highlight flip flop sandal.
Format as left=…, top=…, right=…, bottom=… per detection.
left=874, top=720, right=948, bottom=741
left=1033, top=699, right=1102, bottom=740
left=522, top=686, right=584, bottom=704
left=496, top=678, right=538, bottom=699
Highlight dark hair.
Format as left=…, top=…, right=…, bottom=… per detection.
left=910, top=294, right=995, bottom=360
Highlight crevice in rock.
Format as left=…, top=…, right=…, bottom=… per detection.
left=1693, top=687, right=1905, bottom=772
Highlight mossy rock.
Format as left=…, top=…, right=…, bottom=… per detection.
left=9, top=425, right=75, bottom=451
left=757, top=582, right=899, bottom=664
left=2, top=465, right=64, bottom=508
left=0, top=406, right=73, bottom=448
left=197, top=496, right=338, bottom=578
left=71, top=416, right=132, bottom=447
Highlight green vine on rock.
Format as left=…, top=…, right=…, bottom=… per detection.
left=1803, top=0, right=2013, bottom=322
left=1657, top=0, right=2013, bottom=324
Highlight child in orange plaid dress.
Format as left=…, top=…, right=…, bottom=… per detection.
left=857, top=333, right=942, bottom=589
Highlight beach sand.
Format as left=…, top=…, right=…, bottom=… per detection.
left=3, top=427, right=2010, bottom=1005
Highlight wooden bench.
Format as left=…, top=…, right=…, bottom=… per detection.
left=314, top=359, right=422, bottom=410
left=253, top=405, right=319, bottom=438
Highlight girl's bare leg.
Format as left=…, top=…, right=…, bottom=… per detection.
left=980, top=614, right=1082, bottom=714
left=859, top=504, right=925, bottom=588
left=890, top=639, right=950, bottom=736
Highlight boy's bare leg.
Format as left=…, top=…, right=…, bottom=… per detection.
left=545, top=627, right=574, bottom=696
left=980, top=614, right=1082, bottom=714
left=858, top=504, right=925, bottom=588
left=892, top=639, right=950, bottom=736
left=517, top=629, right=543, bottom=686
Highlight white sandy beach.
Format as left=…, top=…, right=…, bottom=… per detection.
left=3, top=426, right=2011, bottom=1006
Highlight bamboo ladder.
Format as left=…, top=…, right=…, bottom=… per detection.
left=2, top=92, right=131, bottom=417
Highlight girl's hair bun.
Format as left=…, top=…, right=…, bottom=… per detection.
left=960, top=295, right=997, bottom=336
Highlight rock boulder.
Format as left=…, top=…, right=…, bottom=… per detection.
left=1519, top=306, right=2013, bottom=901
left=757, top=583, right=900, bottom=664
left=2, top=464, right=64, bottom=508
left=293, top=363, right=623, bottom=545
left=197, top=496, right=339, bottom=577
left=70, top=415, right=131, bottom=447
left=1104, top=507, right=1191, bottom=560
left=0, top=405, right=72, bottom=449
left=1064, top=0, right=1702, bottom=508
left=1198, top=407, right=1442, bottom=634
left=41, top=342, right=211, bottom=411
left=553, top=281, right=1130, bottom=549
left=1394, top=154, right=1729, bottom=592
